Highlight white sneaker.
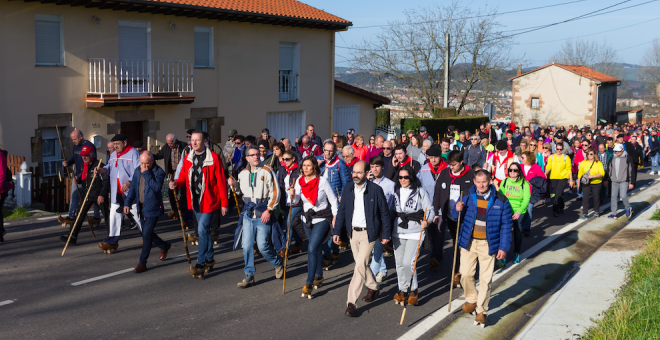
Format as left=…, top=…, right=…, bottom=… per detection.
left=651, top=172, right=655, bottom=175
left=375, top=271, right=385, bottom=283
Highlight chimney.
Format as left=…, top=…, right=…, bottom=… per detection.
left=516, top=64, right=522, bottom=76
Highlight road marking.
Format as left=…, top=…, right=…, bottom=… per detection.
left=0, top=300, right=15, bottom=307
left=37, top=216, right=59, bottom=221
left=71, top=268, right=134, bottom=286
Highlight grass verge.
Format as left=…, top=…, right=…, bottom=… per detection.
left=582, top=227, right=660, bottom=339
left=2, top=207, right=32, bottom=220
left=650, top=209, right=660, bottom=220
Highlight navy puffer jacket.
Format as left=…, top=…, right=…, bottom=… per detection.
left=458, top=185, right=513, bottom=256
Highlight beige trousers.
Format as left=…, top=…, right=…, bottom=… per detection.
left=459, top=239, right=496, bottom=314
left=347, top=229, right=377, bottom=306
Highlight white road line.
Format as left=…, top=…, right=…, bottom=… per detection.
left=71, top=268, right=134, bottom=286
left=37, top=215, right=59, bottom=221
left=0, top=300, right=15, bottom=307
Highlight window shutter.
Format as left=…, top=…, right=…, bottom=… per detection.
left=35, top=20, right=62, bottom=65
left=195, top=31, right=210, bottom=67
left=279, top=45, right=293, bottom=70
left=118, top=26, right=148, bottom=60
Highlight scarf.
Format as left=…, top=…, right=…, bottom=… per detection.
left=81, top=159, right=94, bottom=181
left=284, top=162, right=298, bottom=175
left=299, top=176, right=319, bottom=206
left=399, top=156, right=412, bottom=167
left=300, top=144, right=313, bottom=157
left=324, top=154, right=340, bottom=167
left=448, top=164, right=471, bottom=184
left=114, top=145, right=134, bottom=167
left=345, top=157, right=358, bottom=168
left=429, top=161, right=447, bottom=176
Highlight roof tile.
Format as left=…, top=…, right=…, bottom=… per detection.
left=509, top=63, right=620, bottom=83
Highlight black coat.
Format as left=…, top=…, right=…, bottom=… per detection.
left=276, top=166, right=302, bottom=209
left=334, top=181, right=392, bottom=243
left=625, top=142, right=644, bottom=166
left=432, top=167, right=475, bottom=222
left=79, top=159, right=110, bottom=203
left=385, top=158, right=421, bottom=180
left=153, top=140, right=188, bottom=175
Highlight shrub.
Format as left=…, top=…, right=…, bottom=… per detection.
left=401, top=116, right=490, bottom=140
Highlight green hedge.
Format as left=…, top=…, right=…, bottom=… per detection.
left=401, top=116, right=490, bottom=140
left=376, top=108, right=391, bottom=127
left=433, top=107, right=457, bottom=118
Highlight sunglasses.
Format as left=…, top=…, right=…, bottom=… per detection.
left=508, top=168, right=519, bottom=173
left=588, top=153, right=595, bottom=155
left=282, top=158, right=292, bottom=161
left=246, top=153, right=259, bottom=158
left=556, top=149, right=563, bottom=151
left=398, top=176, right=411, bottom=180
left=543, top=147, right=549, bottom=149
left=383, top=147, right=392, bottom=150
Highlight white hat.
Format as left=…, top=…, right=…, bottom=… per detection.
left=613, top=144, right=624, bottom=152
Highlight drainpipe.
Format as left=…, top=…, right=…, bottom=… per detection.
left=594, top=84, right=600, bottom=126
left=329, top=32, right=335, bottom=137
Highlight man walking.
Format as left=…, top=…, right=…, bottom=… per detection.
left=417, top=147, right=447, bottom=271
left=334, top=161, right=392, bottom=317
left=125, top=151, right=171, bottom=273
left=171, top=131, right=228, bottom=278
left=367, top=156, right=395, bottom=282
left=455, top=170, right=512, bottom=327
left=228, top=145, right=283, bottom=287
left=297, top=124, right=322, bottom=147
left=607, top=144, right=636, bottom=219
left=463, top=135, right=487, bottom=168
left=154, top=133, right=188, bottom=220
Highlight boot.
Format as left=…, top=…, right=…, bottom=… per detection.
left=312, top=276, right=324, bottom=289
left=275, top=264, right=284, bottom=279
left=133, top=263, right=147, bottom=273
left=204, top=260, right=215, bottom=273
left=60, top=235, right=76, bottom=246
left=462, top=302, right=477, bottom=314
left=393, top=291, right=407, bottom=305
left=322, top=257, right=332, bottom=270
left=58, top=215, right=74, bottom=228
left=189, top=264, right=205, bottom=279
left=301, top=283, right=313, bottom=299
left=87, top=217, right=102, bottom=228
left=429, top=257, right=440, bottom=272
left=237, top=277, right=255, bottom=288
left=167, top=211, right=178, bottom=219
left=187, top=233, right=199, bottom=245
left=211, top=233, right=219, bottom=245
left=407, top=289, right=419, bottom=306
left=453, top=273, right=462, bottom=288
left=98, top=241, right=118, bottom=254
left=474, top=312, right=487, bottom=328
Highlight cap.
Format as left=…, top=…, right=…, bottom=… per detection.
left=426, top=147, right=442, bottom=157
left=132, top=140, right=144, bottom=148
left=347, top=128, right=355, bottom=134
left=111, top=134, right=127, bottom=142
left=228, top=129, right=238, bottom=137
left=79, top=145, right=94, bottom=156
left=613, top=144, right=624, bottom=152
left=496, top=140, right=508, bottom=151
left=419, top=126, right=427, bottom=132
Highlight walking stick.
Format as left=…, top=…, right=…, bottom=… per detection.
left=282, top=192, right=294, bottom=294
left=62, top=161, right=102, bottom=256
left=448, top=192, right=464, bottom=312
left=400, top=208, right=427, bottom=325
left=56, top=125, right=83, bottom=201
left=228, top=158, right=241, bottom=216
left=169, top=175, right=191, bottom=263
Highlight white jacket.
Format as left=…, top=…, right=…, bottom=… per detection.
left=236, top=163, right=280, bottom=216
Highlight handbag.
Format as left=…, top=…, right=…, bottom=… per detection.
left=580, top=161, right=595, bottom=185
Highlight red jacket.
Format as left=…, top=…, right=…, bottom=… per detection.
left=175, top=148, right=228, bottom=213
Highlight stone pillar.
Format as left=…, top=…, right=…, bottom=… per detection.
left=16, top=161, right=32, bottom=208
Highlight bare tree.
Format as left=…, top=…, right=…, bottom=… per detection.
left=642, top=39, right=660, bottom=104
left=350, top=1, right=522, bottom=117
left=549, top=39, right=622, bottom=81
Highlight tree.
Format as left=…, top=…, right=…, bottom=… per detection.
left=549, top=39, right=622, bottom=81
left=642, top=39, right=660, bottom=104
left=349, top=1, right=522, bottom=118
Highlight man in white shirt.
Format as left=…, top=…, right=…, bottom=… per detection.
left=367, top=156, right=395, bottom=282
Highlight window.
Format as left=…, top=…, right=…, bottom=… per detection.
left=279, top=42, right=300, bottom=102
left=531, top=97, right=540, bottom=109
left=194, top=27, right=213, bottom=68
left=35, top=15, right=64, bottom=66
left=41, top=128, right=63, bottom=177
left=196, top=119, right=208, bottom=132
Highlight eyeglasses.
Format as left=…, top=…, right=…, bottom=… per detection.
left=471, top=138, right=478, bottom=141
left=556, top=149, right=563, bottom=152
left=508, top=168, right=519, bottom=173
left=398, top=176, right=411, bottom=180
left=246, top=153, right=259, bottom=158
left=588, top=153, right=595, bottom=155
left=582, top=144, right=589, bottom=147
left=323, top=149, right=334, bottom=153
left=282, top=158, right=292, bottom=161
left=543, top=147, right=549, bottom=149
left=383, top=147, right=392, bottom=150
left=370, top=138, right=375, bottom=141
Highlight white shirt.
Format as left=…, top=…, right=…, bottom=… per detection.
left=284, top=173, right=292, bottom=206
left=293, top=176, right=338, bottom=224
left=372, top=176, right=395, bottom=208
left=351, top=183, right=367, bottom=228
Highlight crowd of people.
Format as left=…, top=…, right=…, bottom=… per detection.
left=0, top=119, right=658, bottom=327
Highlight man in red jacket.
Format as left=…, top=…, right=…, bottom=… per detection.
left=170, top=130, right=228, bottom=278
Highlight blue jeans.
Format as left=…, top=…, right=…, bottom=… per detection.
left=139, top=216, right=168, bottom=264
left=370, top=240, right=387, bottom=276
left=69, top=183, right=100, bottom=219
left=322, top=235, right=340, bottom=258
left=195, top=210, right=214, bottom=265
left=242, top=215, right=281, bottom=280
left=523, top=202, right=533, bottom=231
left=303, top=220, right=329, bottom=284
left=512, top=213, right=527, bottom=254
left=652, top=153, right=660, bottom=173
left=282, top=206, right=302, bottom=244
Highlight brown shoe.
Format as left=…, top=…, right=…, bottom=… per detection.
left=474, top=312, right=487, bottom=327
left=345, top=303, right=357, bottom=317
left=330, top=252, right=340, bottom=262
left=362, top=289, right=380, bottom=302
left=407, top=289, right=419, bottom=306
left=429, top=257, right=440, bottom=272
left=133, top=263, right=147, bottom=273
left=167, top=211, right=178, bottom=219
left=159, top=243, right=171, bottom=261
left=393, top=291, right=407, bottom=305
left=453, top=273, right=462, bottom=288
left=322, top=257, right=331, bottom=269
left=462, top=302, right=477, bottom=314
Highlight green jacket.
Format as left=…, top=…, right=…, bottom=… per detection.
left=498, top=177, right=531, bottom=214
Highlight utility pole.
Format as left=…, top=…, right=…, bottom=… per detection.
left=443, top=33, right=450, bottom=108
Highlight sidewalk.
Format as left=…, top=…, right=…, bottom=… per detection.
left=514, top=202, right=659, bottom=339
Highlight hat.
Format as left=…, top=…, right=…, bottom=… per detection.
left=347, top=128, right=355, bottom=134
left=132, top=140, right=144, bottom=148
left=419, top=126, right=427, bottom=132
left=228, top=129, right=238, bottom=137
left=111, top=134, right=127, bottom=142
left=426, top=146, right=442, bottom=157
left=257, top=140, right=269, bottom=149
left=613, top=144, right=624, bottom=152
left=186, top=129, right=195, bottom=135
left=79, top=145, right=94, bottom=157
left=496, top=140, right=508, bottom=151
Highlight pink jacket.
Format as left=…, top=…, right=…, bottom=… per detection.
left=0, top=150, right=14, bottom=194
left=522, top=163, right=546, bottom=181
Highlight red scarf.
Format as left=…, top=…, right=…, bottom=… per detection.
left=300, top=144, right=313, bottom=157
left=399, top=156, right=412, bottom=167
left=81, top=159, right=94, bottom=181
left=284, top=162, right=298, bottom=175
left=324, top=155, right=340, bottom=167
left=299, top=176, right=319, bottom=205
left=429, top=160, right=447, bottom=176
left=345, top=157, right=358, bottom=168
left=448, top=164, right=471, bottom=184
left=114, top=145, right=134, bottom=167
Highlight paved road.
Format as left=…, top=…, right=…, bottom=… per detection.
left=1, top=169, right=657, bottom=340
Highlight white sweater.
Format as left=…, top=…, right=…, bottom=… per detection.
left=292, top=176, right=338, bottom=224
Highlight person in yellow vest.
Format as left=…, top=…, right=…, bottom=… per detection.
left=544, top=143, right=574, bottom=217
left=576, top=148, right=605, bottom=219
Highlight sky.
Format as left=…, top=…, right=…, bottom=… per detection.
left=302, top=0, right=660, bottom=68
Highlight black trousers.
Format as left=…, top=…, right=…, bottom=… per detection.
left=581, top=183, right=602, bottom=215
left=428, top=222, right=442, bottom=261
left=441, top=218, right=460, bottom=275
left=551, top=179, right=568, bottom=213
left=69, top=200, right=109, bottom=240
left=0, top=193, right=7, bottom=237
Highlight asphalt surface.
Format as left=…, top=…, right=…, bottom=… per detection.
left=1, top=169, right=657, bottom=340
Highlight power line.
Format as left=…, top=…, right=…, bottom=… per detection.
left=350, top=0, right=588, bottom=29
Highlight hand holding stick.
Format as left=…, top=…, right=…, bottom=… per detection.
left=62, top=161, right=102, bottom=256
left=448, top=192, right=464, bottom=312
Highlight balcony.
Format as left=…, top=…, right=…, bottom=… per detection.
left=86, top=58, right=195, bottom=107
left=279, top=70, right=298, bottom=102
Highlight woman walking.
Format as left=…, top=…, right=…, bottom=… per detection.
left=391, top=165, right=434, bottom=306
left=277, top=150, right=303, bottom=254
left=0, top=145, right=13, bottom=244
left=498, top=162, right=530, bottom=265
left=648, top=134, right=660, bottom=175
left=576, top=148, right=605, bottom=219
left=272, top=142, right=286, bottom=167
left=287, top=155, right=338, bottom=299
left=407, top=134, right=423, bottom=161
left=520, top=151, right=546, bottom=237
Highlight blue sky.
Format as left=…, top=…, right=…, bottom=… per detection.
left=303, top=0, right=660, bottom=67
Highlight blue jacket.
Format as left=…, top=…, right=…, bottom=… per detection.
left=125, top=164, right=166, bottom=218
left=316, top=156, right=350, bottom=198
left=334, top=181, right=392, bottom=243
left=458, top=185, right=512, bottom=256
